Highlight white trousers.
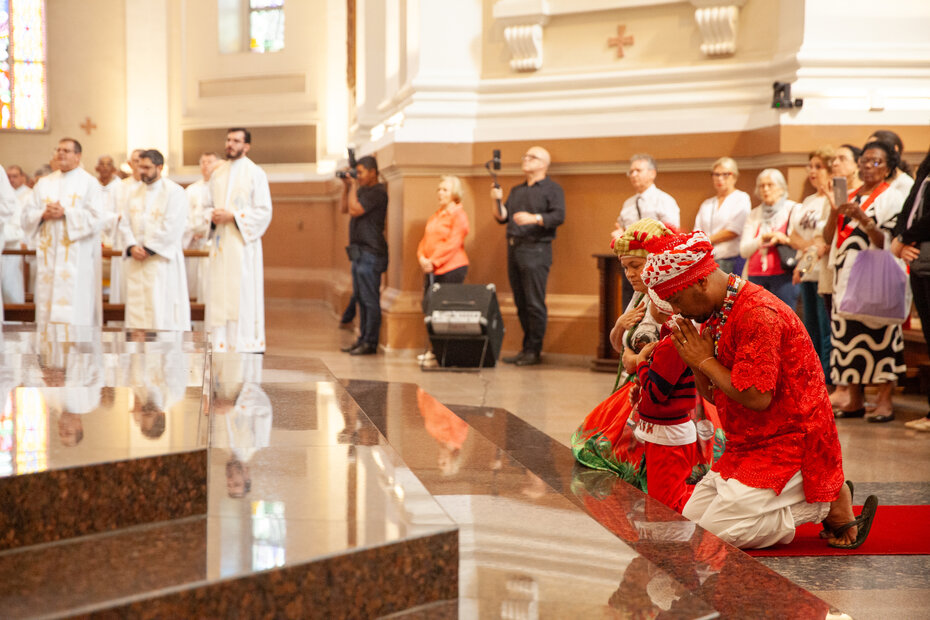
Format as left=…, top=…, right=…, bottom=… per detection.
left=1, top=255, right=24, bottom=304
left=683, top=470, right=830, bottom=549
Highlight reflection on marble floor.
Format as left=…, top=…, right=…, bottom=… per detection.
left=0, top=306, right=926, bottom=618
left=0, top=327, right=207, bottom=478
left=0, top=328, right=457, bottom=618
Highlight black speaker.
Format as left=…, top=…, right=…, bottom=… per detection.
left=424, top=283, right=504, bottom=368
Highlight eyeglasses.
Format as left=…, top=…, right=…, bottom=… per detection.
left=522, top=154, right=542, bottom=162
left=711, top=172, right=733, bottom=178
left=860, top=158, right=886, bottom=168
left=627, top=168, right=650, bottom=177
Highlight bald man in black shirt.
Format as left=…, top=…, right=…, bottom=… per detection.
left=490, top=146, right=566, bottom=366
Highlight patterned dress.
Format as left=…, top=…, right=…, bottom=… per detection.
left=829, top=183, right=906, bottom=385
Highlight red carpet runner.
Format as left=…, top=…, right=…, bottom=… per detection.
left=747, top=505, right=930, bottom=557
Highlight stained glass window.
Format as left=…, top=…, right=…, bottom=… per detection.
left=0, top=0, right=47, bottom=130
left=249, top=0, right=284, bottom=53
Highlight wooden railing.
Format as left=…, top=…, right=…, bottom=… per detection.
left=2, top=249, right=210, bottom=322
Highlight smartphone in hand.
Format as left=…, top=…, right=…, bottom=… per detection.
left=833, top=176, right=848, bottom=206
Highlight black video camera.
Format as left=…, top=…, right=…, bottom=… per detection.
left=336, top=147, right=358, bottom=179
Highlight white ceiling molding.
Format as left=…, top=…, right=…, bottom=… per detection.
left=690, top=0, right=747, bottom=58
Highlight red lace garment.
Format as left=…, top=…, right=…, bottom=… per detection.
left=705, top=282, right=844, bottom=502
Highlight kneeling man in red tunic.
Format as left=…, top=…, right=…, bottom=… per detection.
left=640, top=231, right=877, bottom=549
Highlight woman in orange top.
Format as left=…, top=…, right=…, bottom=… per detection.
left=417, top=176, right=470, bottom=362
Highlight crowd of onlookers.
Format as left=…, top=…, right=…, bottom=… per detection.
left=613, top=129, right=930, bottom=429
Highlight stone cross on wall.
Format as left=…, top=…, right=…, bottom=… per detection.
left=80, top=117, right=97, bottom=135
left=608, top=25, right=634, bottom=59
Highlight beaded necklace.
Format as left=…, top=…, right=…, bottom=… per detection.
left=704, top=273, right=742, bottom=355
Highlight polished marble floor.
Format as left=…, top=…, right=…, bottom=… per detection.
left=265, top=298, right=930, bottom=619
left=0, top=326, right=456, bottom=618
left=0, top=303, right=926, bottom=617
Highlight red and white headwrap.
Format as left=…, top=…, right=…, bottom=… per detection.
left=641, top=231, right=719, bottom=300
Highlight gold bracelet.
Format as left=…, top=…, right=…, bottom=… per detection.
left=698, top=357, right=714, bottom=374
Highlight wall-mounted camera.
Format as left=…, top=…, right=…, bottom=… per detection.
left=772, top=82, right=803, bottom=110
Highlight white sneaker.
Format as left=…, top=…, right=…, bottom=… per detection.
left=417, top=351, right=436, bottom=362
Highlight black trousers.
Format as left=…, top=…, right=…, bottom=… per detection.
left=507, top=241, right=552, bottom=354
left=910, top=271, right=930, bottom=408
left=421, top=265, right=468, bottom=314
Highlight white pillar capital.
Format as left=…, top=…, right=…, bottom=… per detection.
left=689, top=0, right=747, bottom=58
left=494, top=0, right=551, bottom=72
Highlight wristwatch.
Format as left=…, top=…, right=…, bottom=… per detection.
left=535, top=214, right=543, bottom=226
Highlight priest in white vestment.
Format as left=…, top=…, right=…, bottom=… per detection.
left=108, top=149, right=144, bottom=306
left=15, top=170, right=37, bottom=296
left=3, top=165, right=30, bottom=304
left=22, top=138, right=104, bottom=326
left=96, top=156, right=122, bottom=300
left=184, top=152, right=217, bottom=303
left=117, top=149, right=191, bottom=331
left=204, top=128, right=272, bottom=353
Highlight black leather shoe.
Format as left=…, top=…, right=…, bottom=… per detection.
left=502, top=351, right=526, bottom=364
left=515, top=351, right=541, bottom=366
left=833, top=407, right=866, bottom=419
left=341, top=342, right=360, bottom=353
left=350, top=342, right=378, bottom=356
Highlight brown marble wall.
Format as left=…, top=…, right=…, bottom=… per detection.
left=83, top=530, right=458, bottom=620
left=0, top=449, right=207, bottom=551
left=0, top=518, right=208, bottom=619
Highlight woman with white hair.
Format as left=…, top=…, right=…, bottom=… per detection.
left=693, top=157, right=752, bottom=276
left=739, top=169, right=801, bottom=309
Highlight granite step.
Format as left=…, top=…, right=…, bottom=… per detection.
left=0, top=352, right=457, bottom=619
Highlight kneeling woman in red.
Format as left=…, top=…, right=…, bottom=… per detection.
left=572, top=220, right=721, bottom=510
left=571, top=219, right=673, bottom=490
left=633, top=311, right=701, bottom=513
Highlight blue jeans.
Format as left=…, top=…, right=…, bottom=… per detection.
left=351, top=251, right=388, bottom=346
left=748, top=273, right=799, bottom=312
left=800, top=281, right=831, bottom=383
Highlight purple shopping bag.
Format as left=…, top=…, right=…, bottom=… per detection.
left=836, top=249, right=910, bottom=325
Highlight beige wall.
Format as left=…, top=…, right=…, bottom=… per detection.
left=482, top=1, right=781, bottom=78
left=168, top=0, right=328, bottom=173
left=0, top=0, right=127, bottom=174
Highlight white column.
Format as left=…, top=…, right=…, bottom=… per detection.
left=125, top=0, right=170, bottom=157
left=383, top=0, right=401, bottom=104
left=323, top=0, right=349, bottom=163
left=786, top=0, right=930, bottom=126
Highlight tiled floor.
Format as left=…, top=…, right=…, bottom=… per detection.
left=265, top=298, right=930, bottom=619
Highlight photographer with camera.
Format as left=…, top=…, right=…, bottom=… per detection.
left=490, top=146, right=565, bottom=366
left=339, top=152, right=388, bottom=355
